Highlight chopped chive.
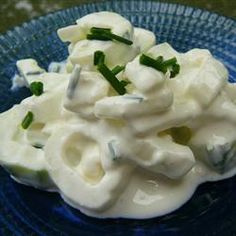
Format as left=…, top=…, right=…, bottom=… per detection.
left=97, top=63, right=126, bottom=95
left=140, top=54, right=167, bottom=73
left=94, top=50, right=105, bottom=66
left=108, top=141, right=117, bottom=161
left=29, top=81, right=44, bottom=96
left=26, top=71, right=43, bottom=76
left=67, top=65, right=81, bottom=99
left=162, top=57, right=177, bottom=67
left=21, top=111, right=34, bottom=129
left=156, top=56, right=164, bottom=64
left=170, top=63, right=180, bottom=78
left=106, top=32, right=133, bottom=45
left=32, top=143, right=44, bottom=149
left=87, top=33, right=111, bottom=41
left=90, top=27, right=111, bottom=34
left=140, top=54, right=180, bottom=78
left=122, top=95, right=143, bottom=102
left=111, top=65, right=125, bottom=75
left=87, top=27, right=133, bottom=45
left=120, top=80, right=131, bottom=87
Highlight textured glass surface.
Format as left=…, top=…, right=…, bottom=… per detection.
left=0, top=1, right=235, bottom=235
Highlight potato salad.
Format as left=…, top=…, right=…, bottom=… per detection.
left=1, top=11, right=236, bottom=219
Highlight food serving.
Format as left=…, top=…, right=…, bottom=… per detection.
left=0, top=11, right=236, bottom=219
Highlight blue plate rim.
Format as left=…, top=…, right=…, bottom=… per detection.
left=0, top=0, right=235, bottom=38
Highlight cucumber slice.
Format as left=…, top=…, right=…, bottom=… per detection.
left=109, top=134, right=195, bottom=179
left=3, top=166, right=53, bottom=190
left=206, top=141, right=236, bottom=173
left=45, top=124, right=134, bottom=211
left=0, top=105, right=55, bottom=190
left=190, top=122, right=236, bottom=173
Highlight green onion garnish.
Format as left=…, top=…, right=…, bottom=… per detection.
left=108, top=140, right=117, bottom=161
left=87, top=33, right=111, bottom=41
left=21, top=111, right=34, bottom=129
left=106, top=32, right=133, bottom=45
left=29, top=81, right=44, bottom=96
left=162, top=57, right=177, bottom=67
left=94, top=51, right=128, bottom=94
left=140, top=54, right=167, bottom=73
left=156, top=56, right=164, bottom=64
left=120, top=80, right=131, bottom=87
left=170, top=63, right=180, bottom=78
left=32, top=143, right=44, bottom=149
left=26, top=71, right=43, bottom=76
left=140, top=54, right=180, bottom=78
left=90, top=27, right=111, bottom=34
left=94, top=50, right=105, bottom=66
left=97, top=63, right=126, bottom=95
left=111, top=65, right=125, bottom=75
left=87, top=27, right=133, bottom=45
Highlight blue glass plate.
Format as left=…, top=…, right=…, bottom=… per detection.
left=0, top=1, right=235, bottom=235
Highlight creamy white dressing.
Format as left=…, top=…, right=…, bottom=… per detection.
left=1, top=11, right=236, bottom=219
left=81, top=162, right=236, bottom=219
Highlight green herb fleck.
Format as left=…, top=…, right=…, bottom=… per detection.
left=156, top=56, right=164, bottom=64
left=87, top=27, right=133, bottom=45
left=97, top=63, right=126, bottom=95
left=87, top=33, right=111, bottom=41
left=120, top=80, right=131, bottom=87
left=26, top=71, right=43, bottom=76
left=140, top=54, right=167, bottom=73
left=140, top=54, right=180, bottom=78
left=111, top=65, right=125, bottom=75
left=162, top=57, right=177, bottom=67
left=21, top=111, right=34, bottom=129
left=170, top=63, right=180, bottom=78
left=90, top=27, right=111, bottom=34
left=94, top=50, right=105, bottom=66
left=106, top=32, right=133, bottom=45
left=29, top=81, right=44, bottom=96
